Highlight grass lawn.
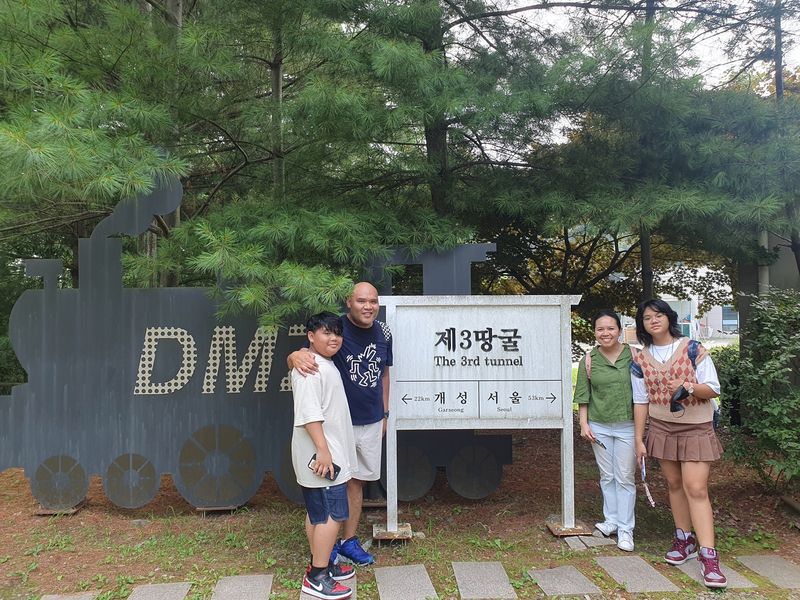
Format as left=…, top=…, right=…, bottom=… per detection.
left=2, top=425, right=799, bottom=599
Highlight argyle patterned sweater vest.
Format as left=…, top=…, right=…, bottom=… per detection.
left=633, top=338, right=714, bottom=424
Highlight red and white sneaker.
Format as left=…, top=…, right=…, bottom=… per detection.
left=664, top=531, right=698, bottom=565
left=329, top=562, right=356, bottom=581
left=301, top=572, right=352, bottom=599
left=698, top=547, right=728, bottom=588
left=306, top=562, right=356, bottom=582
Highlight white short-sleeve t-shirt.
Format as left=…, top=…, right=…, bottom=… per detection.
left=291, top=355, right=357, bottom=488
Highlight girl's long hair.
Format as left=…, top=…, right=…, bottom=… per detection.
left=635, top=298, right=683, bottom=346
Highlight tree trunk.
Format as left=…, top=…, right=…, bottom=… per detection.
left=70, top=221, right=85, bottom=288
left=424, top=118, right=450, bottom=215
left=161, top=210, right=180, bottom=287
left=422, top=14, right=450, bottom=216
left=159, top=0, right=182, bottom=287
left=166, top=0, right=182, bottom=28
left=758, top=228, right=770, bottom=296
left=772, top=0, right=800, bottom=276
left=640, top=222, right=654, bottom=300
left=271, top=29, right=285, bottom=203
left=641, top=0, right=656, bottom=80
left=774, top=0, right=784, bottom=101
left=790, top=219, right=800, bottom=275
left=638, top=0, right=657, bottom=300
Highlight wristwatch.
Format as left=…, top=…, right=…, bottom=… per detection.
left=384, top=411, right=390, bottom=418
left=686, top=382, right=695, bottom=395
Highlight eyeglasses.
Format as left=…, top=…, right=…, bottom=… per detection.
left=640, top=457, right=656, bottom=508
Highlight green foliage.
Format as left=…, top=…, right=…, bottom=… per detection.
left=728, top=289, right=800, bottom=491
left=0, top=0, right=798, bottom=333
left=570, top=312, right=594, bottom=361
left=0, top=0, right=187, bottom=205
left=0, top=336, right=25, bottom=394
left=708, top=343, right=741, bottom=424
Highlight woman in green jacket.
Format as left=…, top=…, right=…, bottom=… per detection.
left=574, top=310, right=636, bottom=552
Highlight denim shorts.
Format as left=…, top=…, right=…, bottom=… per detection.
left=302, top=482, right=349, bottom=525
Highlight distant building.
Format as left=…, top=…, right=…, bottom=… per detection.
left=739, top=233, right=800, bottom=327
left=620, top=293, right=739, bottom=344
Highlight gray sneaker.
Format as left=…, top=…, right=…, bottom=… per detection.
left=665, top=531, right=698, bottom=565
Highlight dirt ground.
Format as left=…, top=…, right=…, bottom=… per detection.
left=2, top=427, right=800, bottom=600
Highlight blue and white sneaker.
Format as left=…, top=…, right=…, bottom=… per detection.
left=337, top=536, right=374, bottom=566
left=330, top=539, right=341, bottom=565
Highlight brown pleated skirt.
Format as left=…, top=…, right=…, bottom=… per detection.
left=646, top=418, right=723, bottom=462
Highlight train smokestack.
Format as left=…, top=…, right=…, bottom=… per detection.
left=91, top=174, right=182, bottom=240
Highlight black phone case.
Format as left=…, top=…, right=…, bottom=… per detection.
left=309, top=453, right=341, bottom=481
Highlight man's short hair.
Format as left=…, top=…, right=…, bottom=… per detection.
left=306, top=311, right=343, bottom=335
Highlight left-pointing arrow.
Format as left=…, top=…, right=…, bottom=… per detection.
left=401, top=394, right=411, bottom=404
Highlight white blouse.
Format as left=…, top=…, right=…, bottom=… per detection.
left=632, top=342, right=721, bottom=405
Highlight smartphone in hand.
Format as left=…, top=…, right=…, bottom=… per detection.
left=308, top=453, right=341, bottom=481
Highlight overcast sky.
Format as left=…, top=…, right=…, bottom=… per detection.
left=504, top=2, right=799, bottom=87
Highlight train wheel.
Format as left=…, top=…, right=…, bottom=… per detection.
left=30, top=455, right=88, bottom=511
left=381, top=444, right=436, bottom=501
left=176, top=425, right=261, bottom=508
left=274, top=442, right=303, bottom=505
left=104, top=453, right=159, bottom=509
left=445, top=444, right=501, bottom=500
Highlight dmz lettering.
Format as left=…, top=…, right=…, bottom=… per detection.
left=134, top=326, right=276, bottom=395
left=347, top=343, right=382, bottom=388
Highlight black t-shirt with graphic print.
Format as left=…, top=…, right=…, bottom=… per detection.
left=332, top=316, right=393, bottom=425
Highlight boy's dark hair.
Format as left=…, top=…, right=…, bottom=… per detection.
left=305, top=311, right=343, bottom=335
left=635, top=298, right=683, bottom=346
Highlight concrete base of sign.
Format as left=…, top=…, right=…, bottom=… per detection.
left=35, top=500, right=86, bottom=516
left=373, top=522, right=413, bottom=540
left=545, top=514, right=592, bottom=536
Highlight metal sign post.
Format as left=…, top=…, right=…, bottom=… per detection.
left=383, top=295, right=581, bottom=532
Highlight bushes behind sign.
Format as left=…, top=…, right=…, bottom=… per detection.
left=720, top=289, right=800, bottom=491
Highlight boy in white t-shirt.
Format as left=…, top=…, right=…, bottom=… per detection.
left=292, top=312, right=358, bottom=600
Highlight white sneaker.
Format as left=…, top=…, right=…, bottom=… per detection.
left=594, top=522, right=618, bottom=537
left=617, top=530, right=634, bottom=552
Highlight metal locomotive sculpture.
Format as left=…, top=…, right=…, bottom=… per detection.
left=0, top=178, right=511, bottom=511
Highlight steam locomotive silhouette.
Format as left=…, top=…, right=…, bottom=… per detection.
left=0, top=177, right=510, bottom=510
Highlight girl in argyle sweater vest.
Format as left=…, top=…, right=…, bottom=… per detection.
left=631, top=299, right=727, bottom=589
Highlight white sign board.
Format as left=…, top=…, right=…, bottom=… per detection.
left=383, top=295, right=580, bottom=531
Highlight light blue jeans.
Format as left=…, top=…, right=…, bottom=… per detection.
left=590, top=420, right=637, bottom=533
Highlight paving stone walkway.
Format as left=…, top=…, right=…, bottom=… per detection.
left=39, top=553, right=800, bottom=599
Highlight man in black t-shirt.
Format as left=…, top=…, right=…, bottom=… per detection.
left=289, top=282, right=393, bottom=566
